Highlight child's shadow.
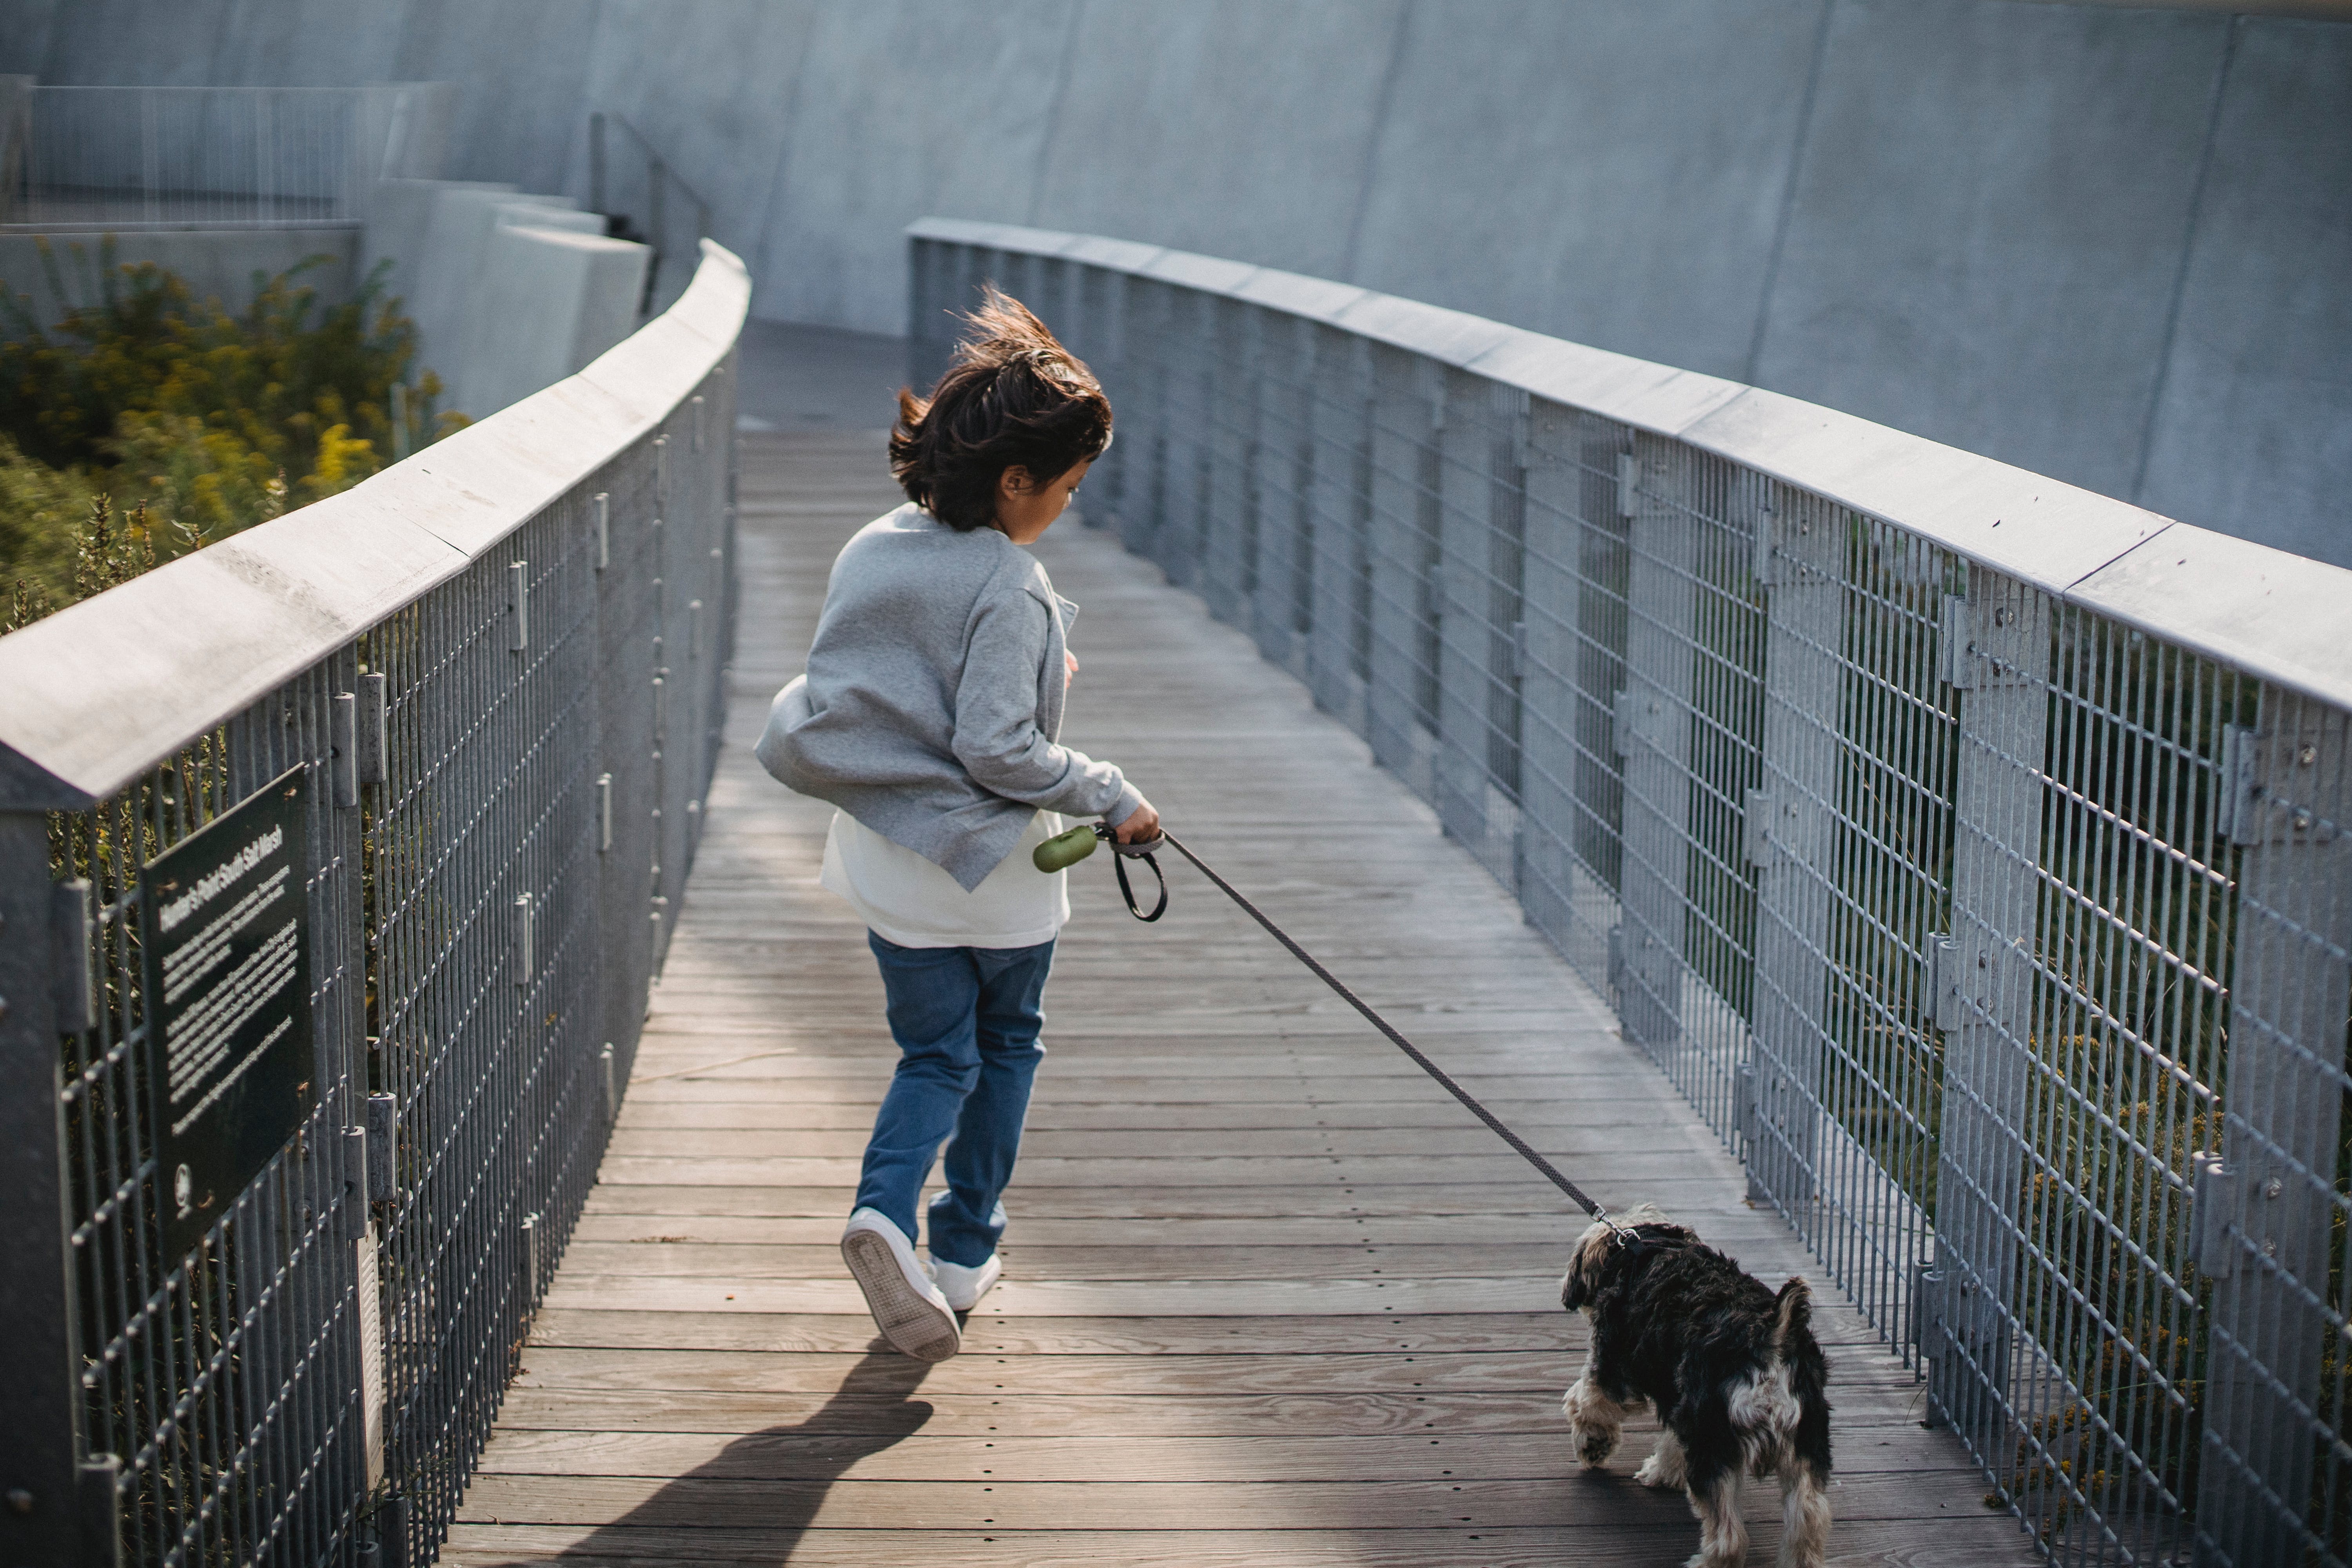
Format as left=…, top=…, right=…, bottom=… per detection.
left=530, top=1347, right=938, bottom=1563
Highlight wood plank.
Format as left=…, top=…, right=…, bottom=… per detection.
left=439, top=1521, right=2016, bottom=1568
left=446, top=432, right=2040, bottom=1568
left=450, top=1470, right=1980, bottom=1530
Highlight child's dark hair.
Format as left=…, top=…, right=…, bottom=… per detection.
left=890, top=286, right=1112, bottom=532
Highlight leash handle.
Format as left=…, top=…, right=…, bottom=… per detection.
left=1158, top=829, right=1631, bottom=1236
left=1097, top=824, right=1167, bottom=921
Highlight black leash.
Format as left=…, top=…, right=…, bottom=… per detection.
left=1101, top=826, right=1634, bottom=1241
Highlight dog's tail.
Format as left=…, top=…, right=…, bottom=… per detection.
left=1772, top=1276, right=1812, bottom=1351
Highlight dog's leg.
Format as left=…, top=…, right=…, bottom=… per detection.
left=1684, top=1467, right=1747, bottom=1568
left=1776, top=1458, right=1831, bottom=1568
left=1634, top=1427, right=1688, bottom=1490
left=1563, top=1368, right=1633, bottom=1470
left=1679, top=1434, right=1749, bottom=1568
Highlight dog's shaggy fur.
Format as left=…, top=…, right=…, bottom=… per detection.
left=1561, top=1206, right=1833, bottom=1568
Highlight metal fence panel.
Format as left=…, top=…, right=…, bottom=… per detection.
left=907, top=218, right=2352, bottom=1566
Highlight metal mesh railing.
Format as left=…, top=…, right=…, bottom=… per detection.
left=0, top=243, right=744, bottom=1567
left=909, top=219, right=2352, bottom=1567
left=1, top=84, right=450, bottom=229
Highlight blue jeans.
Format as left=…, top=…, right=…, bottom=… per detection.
left=854, top=931, right=1054, bottom=1267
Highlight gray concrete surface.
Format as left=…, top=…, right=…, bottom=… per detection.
left=461, top=223, right=647, bottom=419
left=1750, top=1, right=2228, bottom=504
left=734, top=320, right=909, bottom=434
left=0, top=225, right=359, bottom=330
left=3, top=0, right=2347, bottom=563
left=2135, top=18, right=2352, bottom=565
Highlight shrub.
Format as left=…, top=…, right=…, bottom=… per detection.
left=0, top=238, right=465, bottom=627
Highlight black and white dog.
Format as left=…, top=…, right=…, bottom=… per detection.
left=1561, top=1206, right=1833, bottom=1568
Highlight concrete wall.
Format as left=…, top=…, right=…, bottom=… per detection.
left=462, top=223, right=648, bottom=417
left=4, top=0, right=2347, bottom=565
left=0, top=226, right=359, bottom=331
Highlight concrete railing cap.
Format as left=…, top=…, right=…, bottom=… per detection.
left=0, top=242, right=751, bottom=810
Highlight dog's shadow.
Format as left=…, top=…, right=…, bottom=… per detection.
left=499, top=1346, right=938, bottom=1564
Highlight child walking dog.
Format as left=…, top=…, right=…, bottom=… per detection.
left=756, top=289, right=1155, bottom=1362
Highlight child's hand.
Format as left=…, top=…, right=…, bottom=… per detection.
left=1065, top=650, right=1079, bottom=688
left=1114, top=800, right=1161, bottom=844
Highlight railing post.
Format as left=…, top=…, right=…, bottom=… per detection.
left=1433, top=370, right=1526, bottom=888
left=1151, top=285, right=1215, bottom=588
left=1303, top=327, right=1372, bottom=734
left=2194, top=690, right=2351, bottom=1566
left=1612, top=435, right=1700, bottom=1056
left=1744, top=487, right=1846, bottom=1208
left=1514, top=399, right=1602, bottom=972
left=1200, top=296, right=1257, bottom=626
left=1363, top=347, right=1441, bottom=802
left=1112, top=276, right=1172, bottom=555
left=1924, top=571, right=2052, bottom=1454
left=0, top=812, right=88, bottom=1567
left=1248, top=310, right=1314, bottom=681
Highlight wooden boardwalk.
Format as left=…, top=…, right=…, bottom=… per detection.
left=443, top=430, right=2038, bottom=1566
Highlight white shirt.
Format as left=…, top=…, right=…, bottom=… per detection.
left=820, top=808, right=1070, bottom=949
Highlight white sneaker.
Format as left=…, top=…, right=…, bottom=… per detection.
left=929, top=1254, right=1003, bottom=1313
left=841, top=1209, right=961, bottom=1361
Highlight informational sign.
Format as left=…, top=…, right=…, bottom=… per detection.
left=139, top=764, right=316, bottom=1258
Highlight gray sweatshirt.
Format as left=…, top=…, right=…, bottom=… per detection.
left=755, top=503, right=1143, bottom=891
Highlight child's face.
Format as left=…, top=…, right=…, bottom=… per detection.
left=993, top=459, right=1093, bottom=545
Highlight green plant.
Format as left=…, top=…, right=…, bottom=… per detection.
left=0, top=238, right=465, bottom=624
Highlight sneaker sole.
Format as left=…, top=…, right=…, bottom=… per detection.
left=842, top=1229, right=961, bottom=1362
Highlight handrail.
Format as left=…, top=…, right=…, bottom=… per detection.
left=0, top=238, right=751, bottom=809
left=907, top=216, right=2352, bottom=711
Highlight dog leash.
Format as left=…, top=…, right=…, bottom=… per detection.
left=1036, top=822, right=1640, bottom=1244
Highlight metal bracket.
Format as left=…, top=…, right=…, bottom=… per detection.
left=688, top=599, right=704, bottom=663
left=1742, top=787, right=1776, bottom=869
left=1735, top=1062, right=1769, bottom=1202
left=365, top=1093, right=397, bottom=1203
left=601, top=1043, right=619, bottom=1124
left=1606, top=924, right=1625, bottom=991
left=1940, top=591, right=2035, bottom=690
left=520, top=1210, right=546, bottom=1305
left=592, top=492, right=610, bottom=571
left=597, top=773, right=613, bottom=853
left=330, top=693, right=359, bottom=808
left=1615, top=451, right=1641, bottom=519
left=1925, top=933, right=1962, bottom=1032
left=372, top=1491, right=412, bottom=1568
left=513, top=893, right=534, bottom=986
left=509, top=561, right=530, bottom=652
left=1510, top=619, right=1528, bottom=680
left=357, top=672, right=387, bottom=786
left=1751, top=505, right=1778, bottom=588
left=79, top=1454, right=123, bottom=1568
left=1909, top=1258, right=1944, bottom=1355
left=2217, top=724, right=2258, bottom=846
left=341, top=1125, right=369, bottom=1241
left=1938, top=595, right=1973, bottom=689
left=1612, top=686, right=1665, bottom=759
left=52, top=877, right=94, bottom=1033
left=2187, top=1151, right=2234, bottom=1278
left=2220, top=717, right=2336, bottom=847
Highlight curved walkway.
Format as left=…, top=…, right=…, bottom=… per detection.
left=443, top=429, right=2038, bottom=1566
